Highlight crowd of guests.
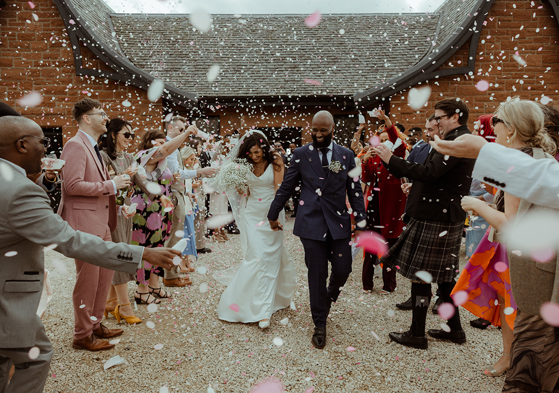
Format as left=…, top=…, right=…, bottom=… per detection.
left=348, top=97, right=559, bottom=391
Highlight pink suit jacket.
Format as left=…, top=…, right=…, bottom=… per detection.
left=58, top=131, right=117, bottom=236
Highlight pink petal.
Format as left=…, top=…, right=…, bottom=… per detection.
left=475, top=80, right=489, bottom=91
left=346, top=346, right=356, bottom=351
left=494, top=261, right=508, bottom=273
left=305, top=11, right=321, bottom=28
left=452, top=290, right=469, bottom=306
left=229, top=304, right=240, bottom=312
left=17, top=91, right=42, bottom=107
left=437, top=302, right=455, bottom=320
left=370, top=135, right=380, bottom=146
left=355, top=231, right=388, bottom=257
left=28, top=1, right=35, bottom=8
left=250, top=377, right=284, bottom=393
left=304, top=78, right=322, bottom=86
left=532, top=248, right=555, bottom=263
left=540, top=302, right=559, bottom=326
left=305, top=388, right=315, bottom=393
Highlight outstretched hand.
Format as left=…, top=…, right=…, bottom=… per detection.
left=269, top=220, right=283, bottom=231
left=430, top=134, right=487, bottom=159
left=142, top=248, right=181, bottom=270
left=373, top=143, right=392, bottom=164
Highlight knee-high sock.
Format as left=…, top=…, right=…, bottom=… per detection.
left=438, top=280, right=462, bottom=331
left=411, top=282, right=432, bottom=337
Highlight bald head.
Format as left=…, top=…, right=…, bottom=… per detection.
left=0, top=116, right=46, bottom=174
left=313, top=110, right=334, bottom=127
left=311, top=110, right=335, bottom=148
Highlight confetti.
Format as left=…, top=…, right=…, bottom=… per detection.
left=79, top=304, right=86, bottom=309
left=355, top=231, right=387, bottom=257
left=304, top=78, right=322, bottom=86
left=147, top=303, right=158, bottom=313
left=540, top=302, right=559, bottom=326
left=439, top=230, right=448, bottom=237
left=147, top=79, right=165, bottom=102
left=249, top=377, right=284, bottom=393
left=175, top=230, right=184, bottom=237
left=199, top=283, right=209, bottom=293
left=440, top=323, right=451, bottom=332
left=207, top=65, right=220, bottom=82
left=452, top=290, right=469, bottom=306
left=145, top=182, right=162, bottom=194
left=407, top=86, right=431, bottom=110
left=159, top=387, right=169, bottom=393
left=279, top=317, right=289, bottom=326
left=146, top=321, right=155, bottom=329
left=172, top=256, right=181, bottom=266
left=504, top=307, right=515, bottom=315
left=4, top=251, right=17, bottom=257
left=531, top=248, right=555, bottom=263
left=370, top=135, right=380, bottom=146
left=475, top=80, right=489, bottom=91
left=494, top=261, right=508, bottom=273
left=272, top=337, right=283, bottom=347
left=415, top=271, right=433, bottom=283
left=122, top=100, right=132, bottom=107
left=206, top=213, right=235, bottom=229
left=197, top=266, right=207, bottom=275
left=103, top=355, right=126, bottom=370
left=371, top=331, right=380, bottom=341
left=90, top=316, right=97, bottom=322
left=229, top=304, right=240, bottom=312
left=190, top=9, right=212, bottom=33
left=437, top=303, right=455, bottom=320
left=346, top=346, right=356, bottom=352
left=512, top=53, right=527, bottom=66
left=387, top=310, right=395, bottom=317
left=28, top=347, right=40, bottom=360
left=305, top=11, right=321, bottom=28
left=154, top=343, right=164, bottom=350
left=17, top=91, right=43, bottom=107
left=109, top=338, right=121, bottom=345
left=541, top=96, right=552, bottom=105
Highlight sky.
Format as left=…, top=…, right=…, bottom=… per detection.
left=104, top=0, right=446, bottom=15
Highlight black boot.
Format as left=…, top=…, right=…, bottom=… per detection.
left=428, top=281, right=466, bottom=344
left=389, top=282, right=431, bottom=349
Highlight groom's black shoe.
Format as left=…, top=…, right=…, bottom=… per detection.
left=312, top=327, right=327, bottom=349
left=389, top=330, right=428, bottom=350
left=427, top=329, right=466, bottom=344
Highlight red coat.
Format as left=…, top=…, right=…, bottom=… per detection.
left=361, top=125, right=407, bottom=239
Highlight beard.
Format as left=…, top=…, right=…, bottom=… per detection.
left=312, top=132, right=333, bottom=149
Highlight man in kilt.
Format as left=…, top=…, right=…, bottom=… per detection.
left=374, top=98, right=475, bottom=349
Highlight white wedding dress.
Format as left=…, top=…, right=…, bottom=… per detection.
left=216, top=165, right=296, bottom=323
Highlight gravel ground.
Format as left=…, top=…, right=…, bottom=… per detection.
left=42, top=218, right=506, bottom=393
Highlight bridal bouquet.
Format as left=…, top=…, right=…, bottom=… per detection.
left=215, top=158, right=253, bottom=193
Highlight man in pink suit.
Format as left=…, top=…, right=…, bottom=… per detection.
left=58, top=98, right=132, bottom=351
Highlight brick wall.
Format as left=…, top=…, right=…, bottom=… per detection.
left=388, top=0, right=559, bottom=131
left=0, top=0, right=163, bottom=144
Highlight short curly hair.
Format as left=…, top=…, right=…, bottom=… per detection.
left=72, top=98, right=102, bottom=124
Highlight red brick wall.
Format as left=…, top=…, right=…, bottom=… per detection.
left=388, top=0, right=559, bottom=131
left=0, top=0, right=163, bottom=143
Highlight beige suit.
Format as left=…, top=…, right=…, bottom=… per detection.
left=0, top=160, right=142, bottom=393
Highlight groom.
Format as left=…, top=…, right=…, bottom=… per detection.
left=268, top=110, right=366, bottom=349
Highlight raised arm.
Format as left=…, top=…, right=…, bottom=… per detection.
left=146, top=125, right=198, bottom=165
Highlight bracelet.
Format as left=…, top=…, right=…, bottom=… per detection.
left=45, top=175, right=57, bottom=183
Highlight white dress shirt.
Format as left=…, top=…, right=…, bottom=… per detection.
left=316, top=141, right=334, bottom=165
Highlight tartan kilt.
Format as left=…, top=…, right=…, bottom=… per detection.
left=379, top=217, right=463, bottom=284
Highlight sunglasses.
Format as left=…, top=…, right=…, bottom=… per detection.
left=19, top=135, right=51, bottom=148
left=433, top=114, right=450, bottom=123
left=491, top=116, right=505, bottom=127
left=119, top=131, right=135, bottom=139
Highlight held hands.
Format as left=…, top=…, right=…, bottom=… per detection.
left=373, top=143, right=392, bottom=164
left=142, top=248, right=181, bottom=270
left=269, top=220, right=283, bottom=231
left=401, top=182, right=412, bottom=195
left=430, top=134, right=488, bottom=159
left=113, top=174, right=131, bottom=189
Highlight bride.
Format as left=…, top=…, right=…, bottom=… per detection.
left=216, top=131, right=296, bottom=328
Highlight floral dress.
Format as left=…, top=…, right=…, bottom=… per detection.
left=130, top=147, right=174, bottom=285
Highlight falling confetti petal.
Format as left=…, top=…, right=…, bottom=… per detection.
left=475, top=80, right=489, bottom=91
left=17, top=91, right=43, bottom=107
left=175, top=230, right=184, bottom=238
left=190, top=9, right=212, bottom=32
left=249, top=377, right=284, bottom=393
left=415, top=271, right=433, bottom=283
left=4, top=251, right=17, bottom=257
left=154, top=344, right=164, bottom=350
left=439, top=231, right=448, bottom=237
left=146, top=321, right=155, bottom=329
left=305, top=11, right=321, bottom=27
left=272, top=337, right=283, bottom=347
left=512, top=54, right=527, bottom=66
left=207, top=65, right=220, bottom=82
left=407, top=86, right=431, bottom=110
left=355, top=231, right=387, bottom=257
left=28, top=347, right=40, bottom=360
left=207, top=386, right=216, bottom=393
left=122, top=100, right=131, bottom=107
left=504, top=211, right=559, bottom=254
left=387, top=310, right=395, bottom=317
left=494, top=261, right=508, bottom=273
left=541, top=96, right=552, bottom=105
left=371, top=331, right=380, bottom=341
left=437, top=303, right=455, bottom=320
left=229, top=304, right=240, bottom=312
left=304, top=78, right=322, bottom=86
left=199, top=283, right=209, bottom=293
left=90, top=316, right=97, bottom=322
left=304, top=388, right=315, bottom=393
left=346, top=346, right=356, bottom=352
left=145, top=182, right=162, bottom=195
left=540, top=302, right=559, bottom=326
left=206, top=213, right=235, bottom=229
left=370, top=135, right=380, bottom=146
left=452, top=290, right=469, bottom=306
left=532, top=248, right=555, bottom=263
left=356, top=219, right=366, bottom=228
left=147, top=79, right=165, bottom=102
left=147, top=303, right=158, bottom=313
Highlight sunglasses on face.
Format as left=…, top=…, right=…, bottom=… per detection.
left=433, top=114, right=450, bottom=123
left=19, top=135, right=51, bottom=148
left=119, top=131, right=135, bottom=139
left=491, top=116, right=505, bottom=127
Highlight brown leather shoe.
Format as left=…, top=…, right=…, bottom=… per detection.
left=93, top=323, right=123, bottom=338
left=72, top=334, right=115, bottom=351
left=163, top=277, right=192, bottom=287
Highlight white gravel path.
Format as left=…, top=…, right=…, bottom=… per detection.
left=42, top=218, right=506, bottom=392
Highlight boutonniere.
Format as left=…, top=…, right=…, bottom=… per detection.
left=329, top=160, right=342, bottom=173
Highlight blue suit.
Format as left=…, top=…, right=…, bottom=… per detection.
left=268, top=142, right=366, bottom=326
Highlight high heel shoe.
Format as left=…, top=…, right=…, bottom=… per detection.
left=484, top=353, right=510, bottom=377
left=114, top=303, right=142, bottom=325
left=258, top=319, right=270, bottom=329
left=104, top=298, right=118, bottom=319
left=134, top=291, right=161, bottom=305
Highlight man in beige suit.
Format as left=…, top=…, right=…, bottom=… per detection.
left=0, top=115, right=179, bottom=393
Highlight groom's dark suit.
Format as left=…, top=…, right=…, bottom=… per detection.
left=268, top=142, right=366, bottom=326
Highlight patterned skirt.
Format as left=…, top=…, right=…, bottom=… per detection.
left=503, top=312, right=559, bottom=392
left=379, top=217, right=463, bottom=284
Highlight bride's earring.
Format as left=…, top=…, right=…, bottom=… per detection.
left=506, top=135, right=511, bottom=144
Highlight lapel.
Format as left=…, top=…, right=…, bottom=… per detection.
left=77, top=131, right=106, bottom=179
left=304, top=145, right=326, bottom=179
left=322, top=143, right=341, bottom=189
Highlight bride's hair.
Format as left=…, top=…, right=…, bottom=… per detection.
left=237, top=134, right=281, bottom=171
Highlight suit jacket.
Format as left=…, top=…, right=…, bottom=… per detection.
left=0, top=166, right=142, bottom=348
left=473, top=142, right=559, bottom=209
left=407, top=141, right=430, bottom=167
left=386, top=125, right=475, bottom=223
left=58, top=132, right=117, bottom=235
left=268, top=143, right=366, bottom=241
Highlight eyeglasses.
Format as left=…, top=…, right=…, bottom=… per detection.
left=18, top=135, right=51, bottom=148
left=119, top=131, right=135, bottom=139
left=433, top=114, right=450, bottom=123
left=491, top=116, right=505, bottom=127
left=87, top=111, right=108, bottom=119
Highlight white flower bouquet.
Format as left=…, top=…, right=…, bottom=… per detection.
left=215, top=158, right=253, bottom=193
